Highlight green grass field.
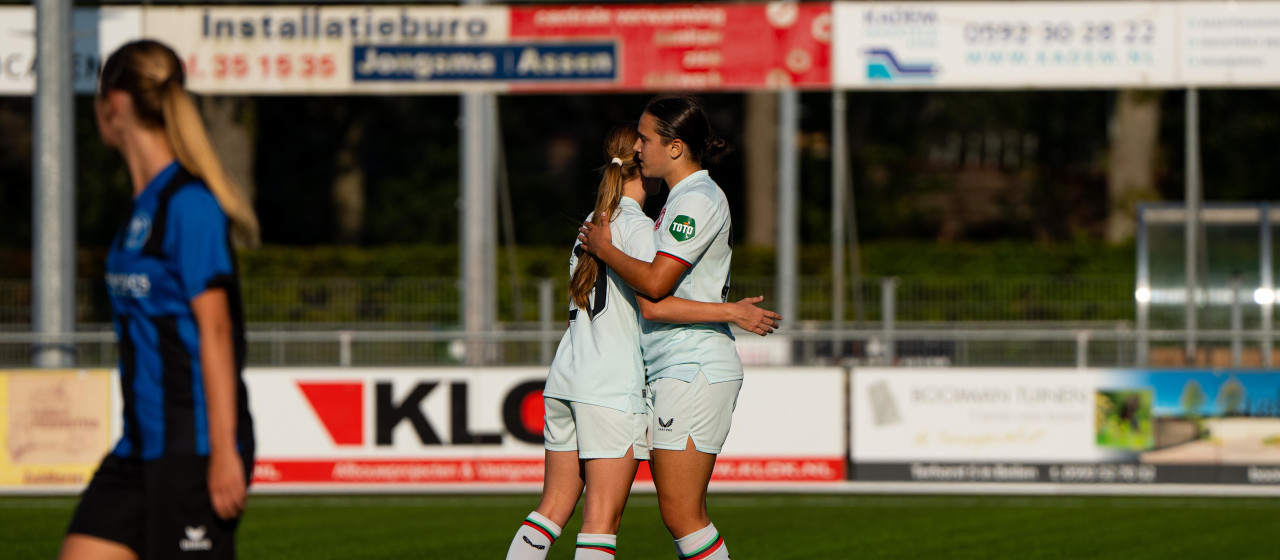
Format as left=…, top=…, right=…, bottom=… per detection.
left=3, top=493, right=1278, bottom=559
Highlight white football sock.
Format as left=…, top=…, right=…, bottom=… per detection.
left=505, top=511, right=561, bottom=560
left=574, top=533, right=617, bottom=558
left=674, top=523, right=729, bottom=560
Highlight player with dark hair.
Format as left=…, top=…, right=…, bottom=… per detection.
left=507, top=121, right=777, bottom=559
left=580, top=96, right=749, bottom=560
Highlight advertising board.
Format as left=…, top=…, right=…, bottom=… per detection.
left=248, top=367, right=847, bottom=489
left=0, top=370, right=116, bottom=491
left=851, top=368, right=1280, bottom=484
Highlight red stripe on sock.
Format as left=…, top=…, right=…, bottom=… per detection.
left=685, top=537, right=724, bottom=560
left=577, top=545, right=618, bottom=555
left=522, top=520, right=555, bottom=542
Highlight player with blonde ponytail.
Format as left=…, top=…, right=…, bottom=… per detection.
left=580, top=96, right=768, bottom=560
left=506, top=123, right=779, bottom=560
left=61, top=40, right=256, bottom=560
left=159, top=78, right=259, bottom=248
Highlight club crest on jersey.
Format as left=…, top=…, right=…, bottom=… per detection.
left=654, top=208, right=666, bottom=231
left=669, top=215, right=696, bottom=242
left=124, top=210, right=152, bottom=250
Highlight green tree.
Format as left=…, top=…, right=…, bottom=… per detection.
left=1217, top=377, right=1247, bottom=417
left=1181, top=379, right=1206, bottom=417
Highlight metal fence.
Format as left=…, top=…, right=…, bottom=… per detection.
left=0, top=275, right=1136, bottom=325
left=2, top=327, right=1273, bottom=370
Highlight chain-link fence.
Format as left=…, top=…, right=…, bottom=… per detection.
left=4, top=328, right=1273, bottom=370
left=0, top=275, right=1136, bottom=325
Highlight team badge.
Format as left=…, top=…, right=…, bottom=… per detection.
left=654, top=208, right=666, bottom=231
left=124, top=210, right=152, bottom=250
left=669, top=215, right=696, bottom=242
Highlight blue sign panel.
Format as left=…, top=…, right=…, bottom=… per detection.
left=352, top=42, right=617, bottom=82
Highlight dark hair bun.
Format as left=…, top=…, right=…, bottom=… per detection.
left=704, top=134, right=729, bottom=164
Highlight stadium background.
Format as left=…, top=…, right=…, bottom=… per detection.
left=3, top=1, right=1280, bottom=557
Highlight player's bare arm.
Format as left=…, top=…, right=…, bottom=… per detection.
left=192, top=289, right=247, bottom=521
left=578, top=212, right=685, bottom=298
left=638, top=295, right=781, bottom=336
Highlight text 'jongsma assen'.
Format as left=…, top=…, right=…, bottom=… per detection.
left=353, top=43, right=617, bottom=81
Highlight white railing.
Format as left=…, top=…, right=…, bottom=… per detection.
left=1, top=326, right=1271, bottom=370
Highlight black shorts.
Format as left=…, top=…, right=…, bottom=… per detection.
left=67, top=453, right=253, bottom=559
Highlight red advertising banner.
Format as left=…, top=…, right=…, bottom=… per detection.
left=509, top=3, right=831, bottom=92
left=253, top=457, right=844, bottom=485
left=244, top=367, right=846, bottom=490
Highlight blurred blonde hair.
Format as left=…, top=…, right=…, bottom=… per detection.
left=99, top=40, right=260, bottom=248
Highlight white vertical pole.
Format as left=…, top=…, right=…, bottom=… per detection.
left=1261, top=204, right=1273, bottom=367
left=1231, top=275, right=1243, bottom=368
left=1185, top=88, right=1201, bottom=365
left=1136, top=208, right=1150, bottom=367
left=777, top=89, right=799, bottom=330
left=832, top=92, right=847, bottom=359
left=538, top=278, right=554, bottom=365
left=460, top=90, right=495, bottom=366
left=882, top=277, right=897, bottom=365
left=33, top=0, right=76, bottom=368
left=1076, top=330, right=1089, bottom=370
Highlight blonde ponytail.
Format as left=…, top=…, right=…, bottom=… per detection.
left=161, top=81, right=260, bottom=248
left=99, top=40, right=260, bottom=249
left=569, top=123, right=641, bottom=312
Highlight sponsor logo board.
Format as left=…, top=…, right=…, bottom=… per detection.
left=851, top=368, right=1280, bottom=484
left=0, top=370, right=115, bottom=488
left=249, top=367, right=846, bottom=486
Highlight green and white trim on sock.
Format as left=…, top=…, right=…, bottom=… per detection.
left=522, top=512, right=561, bottom=543
left=506, top=511, right=562, bottom=560
left=575, top=533, right=617, bottom=558
left=675, top=523, right=728, bottom=560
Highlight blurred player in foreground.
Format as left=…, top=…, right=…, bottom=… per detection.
left=60, top=40, right=257, bottom=560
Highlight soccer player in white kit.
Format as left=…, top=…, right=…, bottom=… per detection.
left=579, top=97, right=764, bottom=560
left=506, top=123, right=779, bottom=560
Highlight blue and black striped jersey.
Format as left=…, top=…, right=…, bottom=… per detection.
left=105, top=161, right=254, bottom=460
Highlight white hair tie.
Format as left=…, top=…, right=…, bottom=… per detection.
left=611, top=157, right=623, bottom=166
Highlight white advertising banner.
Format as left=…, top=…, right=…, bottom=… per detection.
left=833, top=2, right=1180, bottom=89
left=0, top=7, right=141, bottom=95
left=247, top=367, right=846, bottom=489
left=850, top=368, right=1280, bottom=485
left=1180, top=1, right=1280, bottom=86
left=851, top=368, right=1109, bottom=463
left=141, top=5, right=510, bottom=94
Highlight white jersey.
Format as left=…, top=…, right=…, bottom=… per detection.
left=641, top=170, right=743, bottom=384
left=544, top=196, right=655, bottom=413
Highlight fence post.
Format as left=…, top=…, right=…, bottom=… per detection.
left=1231, top=274, right=1243, bottom=368
left=539, top=278, right=555, bottom=364
left=832, top=91, right=847, bottom=360
left=882, top=277, right=897, bottom=365
left=1261, top=203, right=1273, bottom=367
left=272, top=330, right=284, bottom=366
left=339, top=330, right=353, bottom=368
left=1076, top=330, right=1089, bottom=370
left=32, top=0, right=76, bottom=368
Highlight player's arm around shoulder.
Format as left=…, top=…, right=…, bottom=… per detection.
left=580, top=211, right=685, bottom=299
left=636, top=293, right=782, bottom=336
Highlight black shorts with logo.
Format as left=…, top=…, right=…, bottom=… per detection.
left=67, top=453, right=253, bottom=559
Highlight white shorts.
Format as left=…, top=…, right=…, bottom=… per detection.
left=543, top=398, right=651, bottom=460
left=648, top=371, right=742, bottom=454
